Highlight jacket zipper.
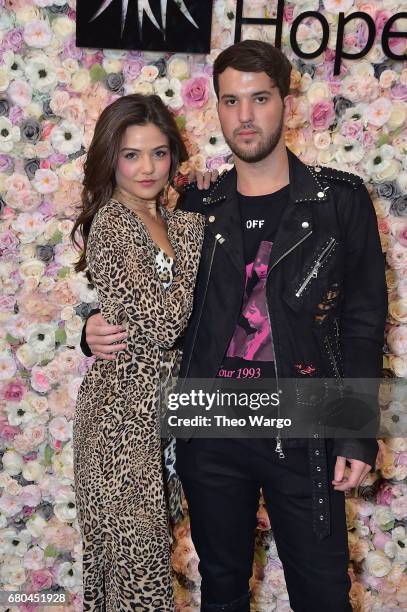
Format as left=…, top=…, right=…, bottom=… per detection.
left=324, top=334, right=341, bottom=379
left=295, top=238, right=336, bottom=298
left=266, top=230, right=313, bottom=457
left=182, top=233, right=222, bottom=381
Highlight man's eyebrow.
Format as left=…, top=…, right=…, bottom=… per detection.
left=120, top=144, right=169, bottom=152
left=220, top=89, right=274, bottom=100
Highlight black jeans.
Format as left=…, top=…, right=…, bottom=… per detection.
left=176, top=438, right=352, bottom=612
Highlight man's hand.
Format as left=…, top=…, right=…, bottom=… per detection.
left=332, top=456, right=372, bottom=491
left=188, top=169, right=219, bottom=190
left=86, top=312, right=127, bottom=361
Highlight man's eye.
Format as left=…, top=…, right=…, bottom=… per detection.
left=256, top=96, right=268, bottom=103
left=225, top=99, right=237, bottom=106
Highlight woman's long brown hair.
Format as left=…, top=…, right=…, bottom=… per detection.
left=70, top=94, right=188, bottom=273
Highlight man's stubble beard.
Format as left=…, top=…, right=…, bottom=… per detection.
left=223, top=111, right=285, bottom=164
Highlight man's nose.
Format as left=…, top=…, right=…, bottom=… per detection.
left=238, top=99, right=254, bottom=124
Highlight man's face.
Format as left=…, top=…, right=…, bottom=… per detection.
left=217, top=68, right=285, bottom=163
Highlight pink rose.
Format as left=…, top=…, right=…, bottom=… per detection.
left=0, top=295, right=16, bottom=312
left=372, top=530, right=392, bottom=550
left=397, top=225, right=407, bottom=248
left=3, top=380, right=26, bottom=401
left=29, top=569, right=53, bottom=591
left=376, top=483, right=395, bottom=506
left=22, top=506, right=36, bottom=518
left=20, top=484, right=42, bottom=507
left=310, top=101, right=336, bottom=131
left=340, top=120, right=363, bottom=142
left=182, top=76, right=209, bottom=109
left=30, top=369, right=51, bottom=394
left=0, top=420, right=21, bottom=441
left=375, top=10, right=392, bottom=33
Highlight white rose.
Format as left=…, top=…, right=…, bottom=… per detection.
left=388, top=102, right=406, bottom=131
left=365, top=550, right=392, bottom=577
left=52, top=16, right=75, bottom=38
left=22, top=460, right=45, bottom=483
left=2, top=451, right=24, bottom=476
left=25, top=514, right=47, bottom=538
left=313, top=132, right=331, bottom=150
left=373, top=505, right=394, bottom=526
left=71, top=69, right=91, bottom=93
left=19, top=259, right=45, bottom=282
left=102, top=58, right=122, bottom=73
left=306, top=81, right=330, bottom=104
left=167, top=57, right=190, bottom=80
left=15, top=344, right=38, bottom=369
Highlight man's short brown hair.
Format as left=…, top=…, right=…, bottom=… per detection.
left=213, top=40, right=292, bottom=100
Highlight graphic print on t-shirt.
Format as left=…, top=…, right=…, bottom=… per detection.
left=226, top=240, right=275, bottom=362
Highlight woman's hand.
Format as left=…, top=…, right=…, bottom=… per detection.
left=86, top=312, right=127, bottom=360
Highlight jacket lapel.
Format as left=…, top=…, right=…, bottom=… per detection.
left=201, top=149, right=329, bottom=276
left=204, top=167, right=245, bottom=278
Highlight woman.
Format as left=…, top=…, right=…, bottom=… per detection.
left=71, top=94, right=205, bottom=611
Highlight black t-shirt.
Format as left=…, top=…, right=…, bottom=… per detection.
left=216, top=185, right=289, bottom=381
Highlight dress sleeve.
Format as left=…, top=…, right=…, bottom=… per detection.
left=87, top=207, right=204, bottom=350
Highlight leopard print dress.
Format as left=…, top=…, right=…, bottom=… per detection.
left=73, top=199, right=204, bottom=611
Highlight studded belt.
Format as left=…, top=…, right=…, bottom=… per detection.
left=308, top=429, right=331, bottom=539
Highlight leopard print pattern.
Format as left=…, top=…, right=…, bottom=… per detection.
left=73, top=199, right=204, bottom=611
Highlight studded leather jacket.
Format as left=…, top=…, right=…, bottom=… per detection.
left=177, top=149, right=387, bottom=476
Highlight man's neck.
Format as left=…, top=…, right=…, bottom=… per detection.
left=235, top=143, right=289, bottom=197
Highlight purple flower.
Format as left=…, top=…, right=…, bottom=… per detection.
left=0, top=154, right=13, bottom=173
left=0, top=229, right=19, bottom=256
left=390, top=85, right=407, bottom=102
left=63, top=36, right=84, bottom=61
left=9, top=105, right=24, bottom=125
left=2, top=28, right=23, bottom=53
left=123, top=58, right=144, bottom=80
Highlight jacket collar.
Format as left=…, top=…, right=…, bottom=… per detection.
left=203, top=149, right=325, bottom=274
left=287, top=148, right=329, bottom=204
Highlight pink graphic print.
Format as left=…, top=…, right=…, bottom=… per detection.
left=226, top=241, right=274, bottom=361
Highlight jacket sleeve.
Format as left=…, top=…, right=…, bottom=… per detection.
left=333, top=183, right=387, bottom=466
left=87, top=209, right=204, bottom=351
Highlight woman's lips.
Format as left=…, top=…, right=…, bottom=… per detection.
left=138, top=180, right=157, bottom=186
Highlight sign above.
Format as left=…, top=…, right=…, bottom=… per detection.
left=76, top=0, right=213, bottom=53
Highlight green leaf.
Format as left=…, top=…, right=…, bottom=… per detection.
left=44, top=544, right=58, bottom=558
left=381, top=520, right=395, bottom=531
left=90, top=64, right=107, bottom=82
left=377, top=133, right=389, bottom=147
left=50, top=230, right=63, bottom=245
left=57, top=267, right=70, bottom=279
left=44, top=444, right=53, bottom=467
left=176, top=115, right=186, bottom=131
left=5, top=334, right=19, bottom=345
left=55, top=329, right=67, bottom=345
left=253, top=547, right=268, bottom=567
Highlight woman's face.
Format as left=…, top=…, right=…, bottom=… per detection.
left=115, top=122, right=172, bottom=200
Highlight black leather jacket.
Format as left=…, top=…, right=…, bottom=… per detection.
left=177, top=149, right=387, bottom=468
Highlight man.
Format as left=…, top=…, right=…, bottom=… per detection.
left=81, top=41, right=387, bottom=612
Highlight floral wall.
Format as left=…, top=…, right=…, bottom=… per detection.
left=0, top=0, right=406, bottom=610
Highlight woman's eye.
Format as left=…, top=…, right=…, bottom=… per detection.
left=155, top=150, right=168, bottom=158
left=124, top=152, right=137, bottom=160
